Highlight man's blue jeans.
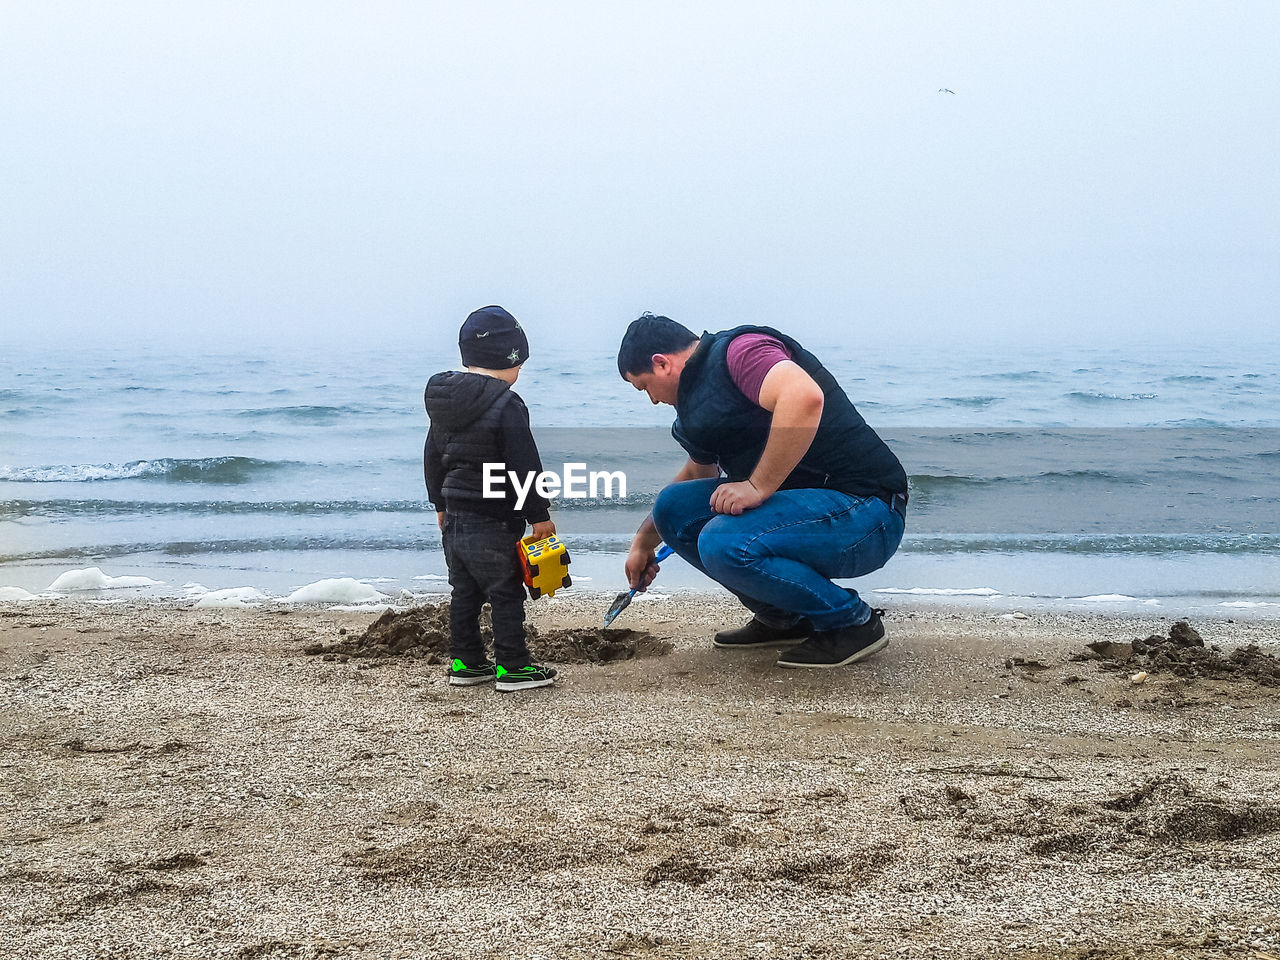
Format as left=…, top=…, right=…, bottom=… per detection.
left=651, top=479, right=904, bottom=631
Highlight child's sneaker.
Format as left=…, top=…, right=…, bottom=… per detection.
left=494, top=663, right=557, bottom=692
left=447, top=659, right=497, bottom=686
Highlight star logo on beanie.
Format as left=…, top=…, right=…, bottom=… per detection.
left=508, top=349, right=522, bottom=363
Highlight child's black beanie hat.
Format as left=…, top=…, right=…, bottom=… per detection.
left=459, top=305, right=529, bottom=369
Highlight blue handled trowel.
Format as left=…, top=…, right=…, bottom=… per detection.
left=603, top=543, right=674, bottom=627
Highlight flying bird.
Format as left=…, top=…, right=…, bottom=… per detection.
left=938, top=88, right=956, bottom=94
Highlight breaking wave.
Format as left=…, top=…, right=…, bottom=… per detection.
left=0, top=457, right=291, bottom=484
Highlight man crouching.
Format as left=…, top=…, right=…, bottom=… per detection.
left=618, top=314, right=908, bottom=668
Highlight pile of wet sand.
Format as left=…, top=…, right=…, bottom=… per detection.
left=303, top=603, right=672, bottom=665
left=1079, top=619, right=1280, bottom=686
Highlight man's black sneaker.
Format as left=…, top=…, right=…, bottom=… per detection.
left=775, top=610, right=888, bottom=668
left=713, top=617, right=812, bottom=649
left=448, top=659, right=497, bottom=686
left=494, top=663, right=558, bottom=692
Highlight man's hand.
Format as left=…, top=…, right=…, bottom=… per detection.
left=622, top=460, right=711, bottom=590
left=625, top=542, right=661, bottom=591
left=436, top=510, right=446, bottom=532
left=531, top=519, right=556, bottom=541
left=709, top=479, right=767, bottom=516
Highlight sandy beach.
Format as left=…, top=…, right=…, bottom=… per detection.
left=2, top=594, right=1279, bottom=960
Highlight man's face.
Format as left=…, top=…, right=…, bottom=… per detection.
left=625, top=354, right=682, bottom=406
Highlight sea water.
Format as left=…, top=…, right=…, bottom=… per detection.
left=2, top=335, right=1277, bottom=615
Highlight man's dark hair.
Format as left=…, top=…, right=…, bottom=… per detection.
left=617, top=313, right=699, bottom=378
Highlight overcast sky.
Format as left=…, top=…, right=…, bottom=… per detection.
left=2, top=1, right=1277, bottom=353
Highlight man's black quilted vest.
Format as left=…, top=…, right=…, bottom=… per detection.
left=424, top=372, right=514, bottom=511
left=672, top=325, right=907, bottom=500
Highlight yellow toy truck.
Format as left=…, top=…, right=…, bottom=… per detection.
left=518, top=534, right=572, bottom=599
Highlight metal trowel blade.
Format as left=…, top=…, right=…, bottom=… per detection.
left=603, top=589, right=634, bottom=627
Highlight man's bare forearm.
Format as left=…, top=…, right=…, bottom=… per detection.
left=632, top=458, right=718, bottom=549
left=749, top=390, right=822, bottom=496
left=631, top=513, right=663, bottom=554
left=674, top=458, right=721, bottom=484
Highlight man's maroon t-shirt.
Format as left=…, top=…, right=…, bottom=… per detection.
left=725, top=334, right=793, bottom=406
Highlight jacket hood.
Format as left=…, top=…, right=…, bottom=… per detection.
left=424, top=371, right=511, bottom=432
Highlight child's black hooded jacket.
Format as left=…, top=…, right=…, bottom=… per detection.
left=423, top=371, right=551, bottom=524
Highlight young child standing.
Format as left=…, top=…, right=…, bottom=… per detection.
left=424, top=305, right=558, bottom=692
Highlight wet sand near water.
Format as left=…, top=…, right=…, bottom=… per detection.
left=2, top=594, right=1279, bottom=959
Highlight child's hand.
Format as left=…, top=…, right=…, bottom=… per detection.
left=531, top=520, right=556, bottom=541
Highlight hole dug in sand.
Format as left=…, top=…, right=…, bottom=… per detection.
left=303, top=603, right=672, bottom=665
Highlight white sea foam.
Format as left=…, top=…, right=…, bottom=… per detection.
left=1219, top=600, right=1280, bottom=608
left=47, top=567, right=164, bottom=592
left=194, top=587, right=268, bottom=609
left=330, top=603, right=396, bottom=613
left=1, top=461, right=171, bottom=482
left=285, top=578, right=389, bottom=605
left=1077, top=594, right=1139, bottom=603
left=872, top=587, right=1001, bottom=597
left=0, top=586, right=36, bottom=602
left=412, top=574, right=449, bottom=581
left=0, top=457, right=262, bottom=483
